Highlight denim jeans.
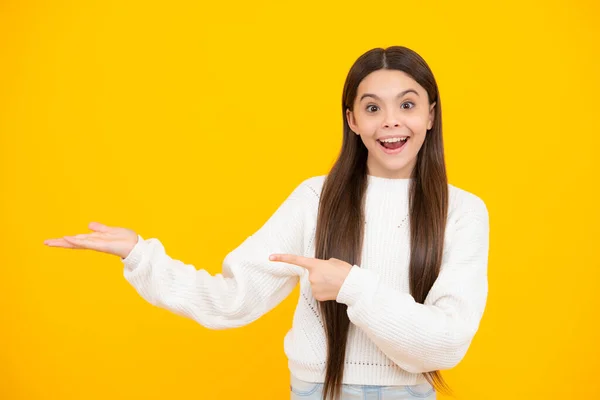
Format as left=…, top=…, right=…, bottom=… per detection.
left=290, top=374, right=436, bottom=400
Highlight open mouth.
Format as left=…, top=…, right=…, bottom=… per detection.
left=377, top=137, right=409, bottom=152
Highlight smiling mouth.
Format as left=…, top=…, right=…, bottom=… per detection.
left=377, top=137, right=409, bottom=150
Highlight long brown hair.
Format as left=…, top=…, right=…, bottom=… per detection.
left=314, top=46, right=451, bottom=399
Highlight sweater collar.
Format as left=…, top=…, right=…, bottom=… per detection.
left=366, top=174, right=412, bottom=196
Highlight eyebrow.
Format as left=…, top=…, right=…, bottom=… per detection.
left=359, top=89, right=419, bottom=102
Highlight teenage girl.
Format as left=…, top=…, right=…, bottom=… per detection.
left=44, top=46, right=490, bottom=400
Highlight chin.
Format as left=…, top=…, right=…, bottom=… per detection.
left=381, top=159, right=416, bottom=176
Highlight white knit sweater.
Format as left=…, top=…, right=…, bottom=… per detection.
left=121, top=175, right=489, bottom=386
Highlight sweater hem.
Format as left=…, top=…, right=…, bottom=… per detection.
left=288, top=359, right=429, bottom=386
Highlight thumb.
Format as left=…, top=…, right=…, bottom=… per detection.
left=88, top=222, right=111, bottom=233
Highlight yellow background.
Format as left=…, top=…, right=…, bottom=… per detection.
left=1, top=0, right=599, bottom=399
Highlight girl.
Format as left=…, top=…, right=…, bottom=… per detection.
left=44, top=46, right=490, bottom=400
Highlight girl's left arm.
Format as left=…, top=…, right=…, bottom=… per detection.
left=336, top=195, right=490, bottom=374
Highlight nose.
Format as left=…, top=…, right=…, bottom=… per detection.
left=382, top=110, right=402, bottom=129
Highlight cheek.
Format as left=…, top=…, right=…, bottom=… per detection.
left=355, top=118, right=378, bottom=135
left=406, top=114, right=430, bottom=133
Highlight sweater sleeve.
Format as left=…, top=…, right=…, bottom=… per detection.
left=121, top=179, right=318, bottom=329
left=335, top=195, right=490, bottom=374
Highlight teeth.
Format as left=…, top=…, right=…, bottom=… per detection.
left=379, top=137, right=408, bottom=143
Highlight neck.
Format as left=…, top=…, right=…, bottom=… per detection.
left=367, top=174, right=412, bottom=181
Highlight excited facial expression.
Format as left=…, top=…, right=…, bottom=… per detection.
left=346, top=69, right=436, bottom=179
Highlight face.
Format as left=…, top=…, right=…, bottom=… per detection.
left=346, top=69, right=436, bottom=179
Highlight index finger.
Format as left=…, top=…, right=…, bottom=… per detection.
left=269, top=254, right=320, bottom=270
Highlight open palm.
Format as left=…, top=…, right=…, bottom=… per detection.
left=44, top=222, right=138, bottom=259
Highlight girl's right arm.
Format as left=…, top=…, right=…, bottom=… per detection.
left=121, top=178, right=318, bottom=329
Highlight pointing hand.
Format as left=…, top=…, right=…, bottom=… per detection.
left=269, top=254, right=353, bottom=301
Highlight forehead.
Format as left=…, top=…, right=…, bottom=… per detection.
left=356, top=69, right=424, bottom=98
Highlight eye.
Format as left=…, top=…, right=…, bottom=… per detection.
left=366, top=102, right=414, bottom=112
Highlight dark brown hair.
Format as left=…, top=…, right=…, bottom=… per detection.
left=314, top=46, right=451, bottom=399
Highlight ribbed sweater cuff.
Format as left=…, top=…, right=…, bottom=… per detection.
left=336, top=265, right=378, bottom=306
left=121, top=234, right=145, bottom=270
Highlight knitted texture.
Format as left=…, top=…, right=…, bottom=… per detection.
left=122, top=175, right=489, bottom=385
